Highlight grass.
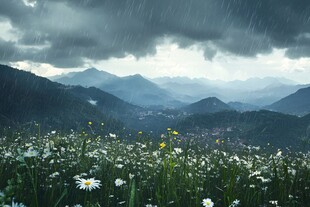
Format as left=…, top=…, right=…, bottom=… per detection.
left=0, top=126, right=309, bottom=207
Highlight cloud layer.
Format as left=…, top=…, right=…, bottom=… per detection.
left=0, top=0, right=309, bottom=68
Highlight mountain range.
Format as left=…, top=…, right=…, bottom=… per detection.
left=152, top=76, right=309, bottom=106
left=0, top=65, right=180, bottom=133
left=3, top=65, right=310, bottom=120
left=1, top=64, right=310, bottom=149
left=0, top=65, right=131, bottom=133
left=52, top=68, right=180, bottom=107
left=51, top=68, right=309, bottom=108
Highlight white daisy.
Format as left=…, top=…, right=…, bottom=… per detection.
left=202, top=198, right=214, bottom=207
left=23, top=149, right=38, bottom=158
left=115, top=178, right=126, bottom=187
left=233, top=199, right=240, bottom=205
left=75, top=178, right=101, bottom=191
left=229, top=199, right=240, bottom=207
left=6, top=201, right=27, bottom=207
left=174, top=148, right=183, bottom=154
left=129, top=173, right=135, bottom=179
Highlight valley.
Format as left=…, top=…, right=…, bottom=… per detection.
left=1, top=64, right=310, bottom=151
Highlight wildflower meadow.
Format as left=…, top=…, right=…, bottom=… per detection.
left=0, top=125, right=309, bottom=207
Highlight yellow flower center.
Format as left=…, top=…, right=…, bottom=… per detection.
left=85, top=181, right=92, bottom=186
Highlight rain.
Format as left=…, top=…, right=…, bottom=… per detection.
left=0, top=0, right=310, bottom=206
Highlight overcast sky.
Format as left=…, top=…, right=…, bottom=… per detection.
left=0, top=0, right=310, bottom=83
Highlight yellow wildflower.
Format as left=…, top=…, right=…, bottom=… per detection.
left=88, top=121, right=92, bottom=125
left=160, top=142, right=166, bottom=149
left=172, top=131, right=178, bottom=135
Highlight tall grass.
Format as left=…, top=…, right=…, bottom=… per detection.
left=0, top=127, right=309, bottom=207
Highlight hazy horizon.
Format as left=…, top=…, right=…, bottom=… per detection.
left=42, top=66, right=303, bottom=85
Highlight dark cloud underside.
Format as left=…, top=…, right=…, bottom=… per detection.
left=0, top=0, right=309, bottom=67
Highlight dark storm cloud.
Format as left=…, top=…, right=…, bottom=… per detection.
left=0, top=0, right=309, bottom=67
left=0, top=38, right=22, bottom=62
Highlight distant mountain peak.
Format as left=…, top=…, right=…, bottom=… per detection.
left=266, top=86, right=310, bottom=116
left=83, top=67, right=100, bottom=73
left=52, top=68, right=119, bottom=87
left=125, top=74, right=144, bottom=79
left=182, top=97, right=232, bottom=114
left=82, top=68, right=115, bottom=75
left=85, top=67, right=99, bottom=71
left=51, top=68, right=180, bottom=107
left=200, top=97, right=220, bottom=101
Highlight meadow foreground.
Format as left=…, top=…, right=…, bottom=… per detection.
left=0, top=127, right=309, bottom=207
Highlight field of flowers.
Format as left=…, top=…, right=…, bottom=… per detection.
left=0, top=125, right=309, bottom=207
